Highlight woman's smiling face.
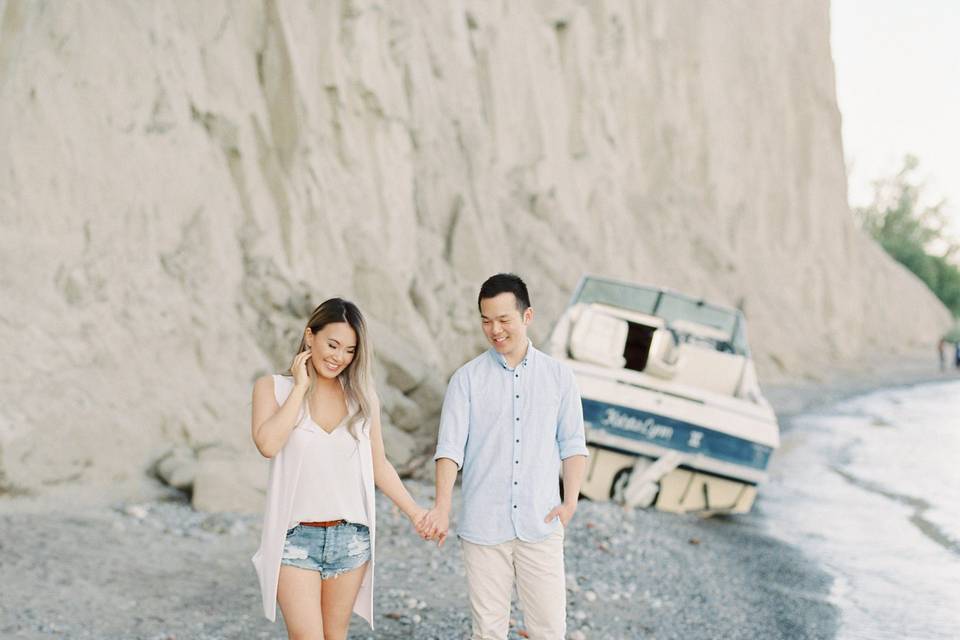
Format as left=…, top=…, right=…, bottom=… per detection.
left=306, top=322, right=357, bottom=379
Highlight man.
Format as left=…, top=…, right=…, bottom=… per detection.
left=419, top=273, right=588, bottom=640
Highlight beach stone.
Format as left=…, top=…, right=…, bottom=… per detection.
left=154, top=445, right=197, bottom=491
left=382, top=421, right=417, bottom=469
left=191, top=448, right=267, bottom=514
left=124, top=504, right=149, bottom=519
left=379, top=384, right=425, bottom=433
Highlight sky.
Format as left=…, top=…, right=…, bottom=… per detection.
left=830, top=0, right=960, bottom=240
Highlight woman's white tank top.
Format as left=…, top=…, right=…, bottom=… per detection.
left=287, top=390, right=368, bottom=528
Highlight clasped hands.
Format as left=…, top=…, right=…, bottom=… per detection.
left=411, top=506, right=449, bottom=547
left=409, top=501, right=577, bottom=547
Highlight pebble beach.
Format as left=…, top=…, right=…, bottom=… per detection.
left=0, top=478, right=837, bottom=640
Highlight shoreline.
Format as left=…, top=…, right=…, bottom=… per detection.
left=764, top=353, right=957, bottom=420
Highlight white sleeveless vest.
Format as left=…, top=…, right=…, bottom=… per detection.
left=251, top=374, right=377, bottom=627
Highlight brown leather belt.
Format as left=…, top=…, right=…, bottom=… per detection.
left=300, top=519, right=347, bottom=528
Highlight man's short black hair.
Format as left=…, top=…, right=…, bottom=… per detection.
left=478, top=273, right=531, bottom=312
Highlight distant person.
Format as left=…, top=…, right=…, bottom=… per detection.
left=250, top=298, right=436, bottom=639
left=955, top=341, right=960, bottom=370
left=419, top=273, right=589, bottom=640
left=939, top=338, right=947, bottom=371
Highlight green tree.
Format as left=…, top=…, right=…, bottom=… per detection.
left=855, top=155, right=960, bottom=317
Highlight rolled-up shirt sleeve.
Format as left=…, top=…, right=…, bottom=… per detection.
left=556, top=365, right=589, bottom=459
left=434, top=368, right=470, bottom=470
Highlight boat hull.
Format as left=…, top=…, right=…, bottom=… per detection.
left=570, top=365, right=778, bottom=514
left=581, top=444, right=760, bottom=514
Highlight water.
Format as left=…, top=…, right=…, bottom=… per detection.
left=759, top=379, right=960, bottom=640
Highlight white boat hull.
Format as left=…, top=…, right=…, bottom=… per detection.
left=567, top=361, right=778, bottom=514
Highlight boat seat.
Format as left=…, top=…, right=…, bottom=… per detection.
left=644, top=328, right=682, bottom=379
left=671, top=346, right=746, bottom=396
left=569, top=306, right=628, bottom=368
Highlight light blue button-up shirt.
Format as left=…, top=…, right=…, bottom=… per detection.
left=434, top=341, right=588, bottom=545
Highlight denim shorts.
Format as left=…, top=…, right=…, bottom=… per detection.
left=280, top=522, right=371, bottom=579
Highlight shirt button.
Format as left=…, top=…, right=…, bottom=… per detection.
left=515, top=417, right=519, bottom=421
left=515, top=374, right=519, bottom=378
left=513, top=505, right=517, bottom=509
left=514, top=481, right=518, bottom=485
left=516, top=394, right=519, bottom=398
left=515, top=460, right=519, bottom=464
left=515, top=439, right=519, bottom=443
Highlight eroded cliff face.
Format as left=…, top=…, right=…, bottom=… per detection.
left=0, top=0, right=950, bottom=505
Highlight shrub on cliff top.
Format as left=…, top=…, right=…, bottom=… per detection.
left=855, top=155, right=960, bottom=318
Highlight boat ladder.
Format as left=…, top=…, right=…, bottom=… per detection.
left=622, top=450, right=686, bottom=508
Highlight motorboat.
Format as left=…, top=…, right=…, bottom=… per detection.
left=548, top=276, right=780, bottom=514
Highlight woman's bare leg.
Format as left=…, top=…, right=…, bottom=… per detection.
left=277, top=565, right=324, bottom=640
left=319, top=563, right=368, bottom=640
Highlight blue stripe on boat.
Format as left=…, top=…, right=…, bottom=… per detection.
left=582, top=398, right=773, bottom=471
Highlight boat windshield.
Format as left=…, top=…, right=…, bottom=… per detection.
left=573, top=277, right=748, bottom=355
left=574, top=278, right=661, bottom=314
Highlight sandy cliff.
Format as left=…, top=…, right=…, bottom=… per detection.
left=0, top=0, right=950, bottom=506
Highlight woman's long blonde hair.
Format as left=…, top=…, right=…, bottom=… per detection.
left=288, top=298, right=375, bottom=437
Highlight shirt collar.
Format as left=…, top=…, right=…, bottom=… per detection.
left=489, top=339, right=535, bottom=370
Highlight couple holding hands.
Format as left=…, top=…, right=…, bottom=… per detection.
left=251, top=273, right=588, bottom=640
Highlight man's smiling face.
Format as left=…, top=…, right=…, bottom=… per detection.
left=480, top=292, right=533, bottom=360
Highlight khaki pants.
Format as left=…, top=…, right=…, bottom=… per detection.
left=460, top=528, right=566, bottom=640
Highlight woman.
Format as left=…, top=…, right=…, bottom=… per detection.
left=251, top=298, right=428, bottom=639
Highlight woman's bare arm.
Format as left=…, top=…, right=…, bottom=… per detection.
left=251, top=350, right=314, bottom=458
left=250, top=374, right=309, bottom=458
left=368, top=394, right=426, bottom=528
